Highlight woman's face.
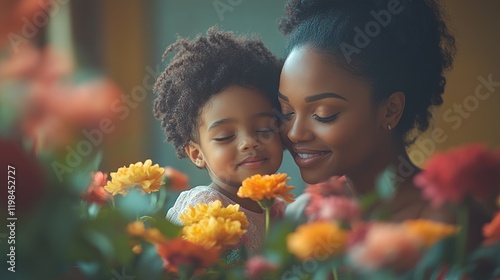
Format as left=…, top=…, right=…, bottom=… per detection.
left=278, top=46, right=387, bottom=184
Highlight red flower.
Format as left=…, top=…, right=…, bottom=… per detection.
left=414, top=144, right=500, bottom=207
left=156, top=238, right=219, bottom=274
left=81, top=171, right=110, bottom=206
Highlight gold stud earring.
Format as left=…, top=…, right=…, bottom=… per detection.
left=387, top=124, right=392, bottom=131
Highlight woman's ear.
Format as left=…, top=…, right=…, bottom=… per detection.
left=185, top=142, right=206, bottom=168
left=381, top=91, right=405, bottom=130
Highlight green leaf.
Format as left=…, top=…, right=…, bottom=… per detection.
left=413, top=235, right=456, bottom=279
left=375, top=165, right=397, bottom=200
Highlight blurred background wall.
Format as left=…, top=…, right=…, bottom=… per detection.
left=1, top=0, right=499, bottom=198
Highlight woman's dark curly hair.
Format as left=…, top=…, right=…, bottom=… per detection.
left=278, top=0, right=456, bottom=145
left=153, top=26, right=282, bottom=158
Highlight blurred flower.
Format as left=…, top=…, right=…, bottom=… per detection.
left=348, top=223, right=423, bottom=272
left=182, top=216, right=247, bottom=250
left=156, top=238, right=219, bottom=274
left=483, top=212, right=500, bottom=245
left=403, top=219, right=457, bottom=248
left=245, top=255, right=279, bottom=279
left=414, top=144, right=500, bottom=207
left=132, top=244, right=142, bottom=254
left=163, top=166, right=189, bottom=191
left=287, top=221, right=348, bottom=261
left=497, top=194, right=500, bottom=208
left=306, top=195, right=360, bottom=223
left=179, top=200, right=248, bottom=228
left=237, top=173, right=295, bottom=203
left=270, top=198, right=287, bottom=220
left=0, top=0, right=53, bottom=49
left=305, top=175, right=349, bottom=197
left=126, top=221, right=145, bottom=236
left=81, top=171, right=110, bottom=206
left=143, top=228, right=168, bottom=245
left=104, top=159, right=165, bottom=195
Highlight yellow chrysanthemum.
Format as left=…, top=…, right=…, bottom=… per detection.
left=287, top=221, right=348, bottom=261
left=237, top=173, right=295, bottom=203
left=182, top=216, right=247, bottom=250
left=104, top=159, right=165, bottom=196
left=179, top=200, right=249, bottom=228
left=403, top=219, right=458, bottom=248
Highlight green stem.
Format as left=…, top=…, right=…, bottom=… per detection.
left=265, top=207, right=270, bottom=240
left=455, top=204, right=469, bottom=266
left=332, top=267, right=338, bottom=280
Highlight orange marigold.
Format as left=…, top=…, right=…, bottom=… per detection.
left=237, top=173, right=295, bottom=203
left=403, top=219, right=458, bottom=248
left=127, top=221, right=146, bottom=236
left=157, top=238, right=219, bottom=274
left=287, top=221, right=348, bottom=261
left=483, top=211, right=500, bottom=245
left=104, top=159, right=165, bottom=195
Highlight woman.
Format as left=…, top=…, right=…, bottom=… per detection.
left=278, top=0, right=460, bottom=223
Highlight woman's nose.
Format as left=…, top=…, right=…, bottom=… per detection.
left=286, top=118, right=314, bottom=143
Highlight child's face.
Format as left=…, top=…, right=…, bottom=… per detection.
left=186, top=86, right=283, bottom=187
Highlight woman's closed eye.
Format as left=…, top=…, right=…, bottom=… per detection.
left=278, top=111, right=294, bottom=121
left=313, top=112, right=340, bottom=123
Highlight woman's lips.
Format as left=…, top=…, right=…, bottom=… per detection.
left=291, top=149, right=330, bottom=168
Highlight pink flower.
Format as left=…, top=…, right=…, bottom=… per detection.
left=306, top=195, right=360, bottom=223
left=245, top=255, right=278, bottom=279
left=483, top=212, right=500, bottom=245
left=305, top=175, right=349, bottom=197
left=81, top=171, right=111, bottom=206
left=348, top=223, right=423, bottom=272
left=414, top=144, right=500, bottom=207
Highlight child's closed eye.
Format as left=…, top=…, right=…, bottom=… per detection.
left=213, top=135, right=234, bottom=142
left=256, top=128, right=275, bottom=134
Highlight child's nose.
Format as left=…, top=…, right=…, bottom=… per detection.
left=238, top=134, right=260, bottom=151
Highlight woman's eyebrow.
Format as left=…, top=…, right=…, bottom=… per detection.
left=305, top=92, right=347, bottom=103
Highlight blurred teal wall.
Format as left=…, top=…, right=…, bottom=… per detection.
left=147, top=0, right=306, bottom=197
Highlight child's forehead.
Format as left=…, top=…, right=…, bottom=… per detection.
left=196, top=86, right=276, bottom=124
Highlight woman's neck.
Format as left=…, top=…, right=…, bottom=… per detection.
left=346, top=144, right=419, bottom=197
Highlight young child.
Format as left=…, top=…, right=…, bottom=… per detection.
left=153, top=26, right=284, bottom=253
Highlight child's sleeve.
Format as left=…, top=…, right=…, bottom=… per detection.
left=165, top=187, right=221, bottom=226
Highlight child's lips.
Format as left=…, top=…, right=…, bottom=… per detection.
left=238, top=156, right=267, bottom=167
